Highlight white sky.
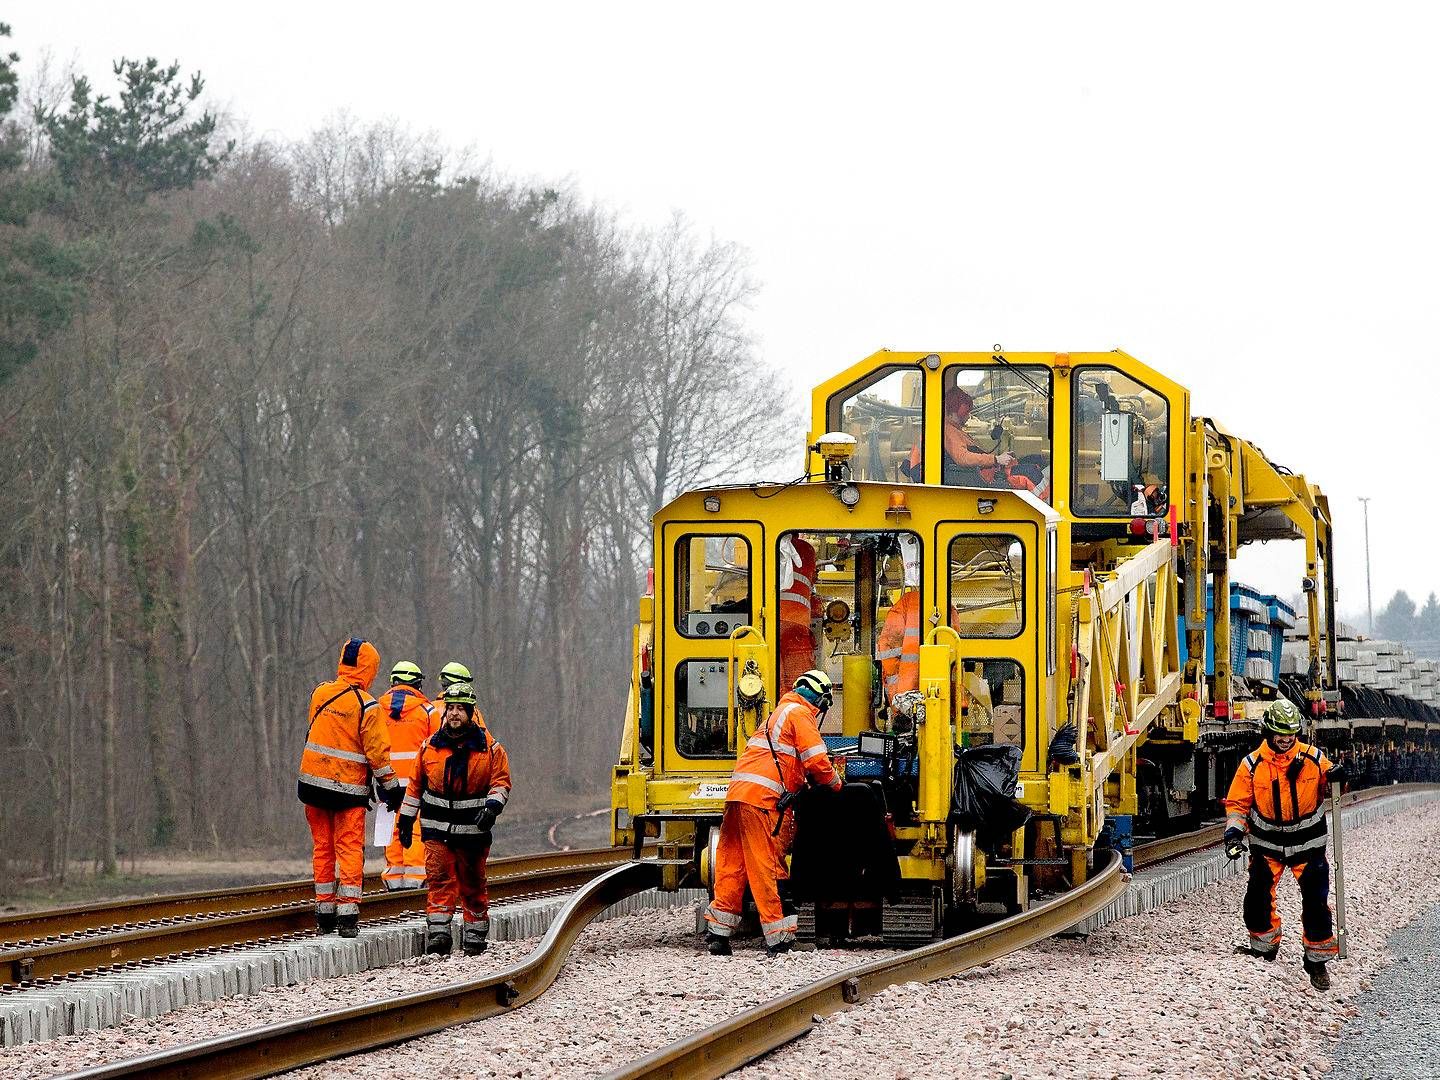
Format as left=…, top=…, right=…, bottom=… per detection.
left=10, top=2, right=1438, bottom=625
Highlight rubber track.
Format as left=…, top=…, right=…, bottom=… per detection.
left=58, top=860, right=662, bottom=1080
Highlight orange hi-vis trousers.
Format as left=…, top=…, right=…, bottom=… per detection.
left=1244, top=852, right=1338, bottom=963
left=305, top=805, right=366, bottom=917
left=424, top=840, right=490, bottom=945
left=382, top=822, right=427, bottom=890
left=704, top=802, right=796, bottom=947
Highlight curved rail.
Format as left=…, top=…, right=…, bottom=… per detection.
left=602, top=850, right=1127, bottom=1080
left=1, top=847, right=632, bottom=986
left=60, top=860, right=663, bottom=1080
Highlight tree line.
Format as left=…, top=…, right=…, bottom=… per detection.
left=1375, top=590, right=1440, bottom=643
left=0, top=28, right=798, bottom=880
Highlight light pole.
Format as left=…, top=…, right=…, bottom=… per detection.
left=1358, top=496, right=1373, bottom=635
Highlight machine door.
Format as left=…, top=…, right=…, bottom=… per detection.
left=935, top=520, right=1042, bottom=774
left=658, top=520, right=765, bottom=773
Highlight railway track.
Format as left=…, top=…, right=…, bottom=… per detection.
left=41, top=783, right=1433, bottom=1079
left=0, top=847, right=630, bottom=987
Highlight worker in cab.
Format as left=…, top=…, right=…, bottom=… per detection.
left=778, top=537, right=823, bottom=692
left=942, top=385, right=1046, bottom=498
left=380, top=661, right=439, bottom=891
left=298, top=638, right=402, bottom=937
left=878, top=590, right=923, bottom=702
left=397, top=680, right=512, bottom=957
left=1223, top=699, right=1347, bottom=989
left=704, top=669, right=841, bottom=958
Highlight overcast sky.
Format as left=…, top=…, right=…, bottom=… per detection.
left=9, top=2, right=1436, bottom=627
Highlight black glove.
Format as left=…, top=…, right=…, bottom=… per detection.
left=382, top=784, right=405, bottom=812
left=474, top=806, right=497, bottom=833
left=1326, top=764, right=1348, bottom=788
left=397, top=816, right=414, bottom=848
left=1223, top=827, right=1245, bottom=861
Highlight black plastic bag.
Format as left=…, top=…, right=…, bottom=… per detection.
left=951, top=743, right=1030, bottom=835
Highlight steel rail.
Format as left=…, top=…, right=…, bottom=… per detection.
left=60, top=860, right=663, bottom=1080
left=1130, top=782, right=1433, bottom=870
left=0, top=847, right=632, bottom=985
left=602, top=850, right=1128, bottom=1080
left=0, top=845, right=627, bottom=944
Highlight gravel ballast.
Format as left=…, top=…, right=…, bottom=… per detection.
left=4, top=794, right=1436, bottom=1080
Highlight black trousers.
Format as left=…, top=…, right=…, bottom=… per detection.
left=1243, top=851, right=1336, bottom=962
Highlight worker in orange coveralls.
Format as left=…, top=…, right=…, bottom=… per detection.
left=778, top=536, right=823, bottom=692
left=298, top=638, right=402, bottom=937
left=397, top=680, right=512, bottom=956
left=379, top=661, right=439, bottom=891
left=704, top=669, right=841, bottom=957
left=1223, top=698, right=1347, bottom=990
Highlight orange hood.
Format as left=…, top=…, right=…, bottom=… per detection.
left=336, top=638, right=380, bottom=690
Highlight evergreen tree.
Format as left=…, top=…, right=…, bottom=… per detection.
left=0, top=23, right=81, bottom=383
left=1376, top=589, right=1418, bottom=641
left=1417, top=592, right=1440, bottom=641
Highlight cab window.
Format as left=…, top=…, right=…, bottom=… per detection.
left=1072, top=366, right=1170, bottom=517
left=947, top=534, right=1024, bottom=638
left=674, top=534, right=751, bottom=638
left=962, top=659, right=1024, bottom=747
left=942, top=365, right=1052, bottom=503
left=825, top=365, right=924, bottom=483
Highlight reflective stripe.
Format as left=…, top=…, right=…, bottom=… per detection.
left=487, top=787, right=509, bottom=805
left=299, top=773, right=371, bottom=797
left=1249, top=806, right=1325, bottom=834
left=779, top=590, right=809, bottom=606
left=1225, top=813, right=1246, bottom=832
left=747, top=735, right=797, bottom=757
left=316, top=902, right=336, bottom=914
left=798, top=743, right=828, bottom=762
left=400, top=795, right=421, bottom=812
left=899, top=651, right=920, bottom=663
left=314, top=880, right=336, bottom=895
left=876, top=647, right=902, bottom=660
left=1250, top=925, right=1281, bottom=945
left=761, top=914, right=798, bottom=946
left=730, top=771, right=785, bottom=795
left=462, top=918, right=490, bottom=932
left=336, top=902, right=359, bottom=916
left=337, top=884, right=363, bottom=899
left=391, top=751, right=419, bottom=761
left=427, top=913, right=453, bottom=926
left=419, top=818, right=486, bottom=834
left=423, top=792, right=487, bottom=809
left=704, top=905, right=742, bottom=935
left=374, top=765, right=397, bottom=781
left=1304, top=938, right=1338, bottom=962
left=305, top=741, right=368, bottom=764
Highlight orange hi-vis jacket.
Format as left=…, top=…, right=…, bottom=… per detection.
left=399, top=713, right=512, bottom=845
left=297, top=639, right=398, bottom=810
left=727, top=692, right=841, bottom=810
left=878, top=590, right=923, bottom=701
left=1224, top=739, right=1335, bottom=864
left=380, top=685, right=438, bottom=784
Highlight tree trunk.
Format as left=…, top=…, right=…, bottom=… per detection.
left=97, top=497, right=119, bottom=876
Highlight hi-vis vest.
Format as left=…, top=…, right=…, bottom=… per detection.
left=382, top=686, right=437, bottom=784
left=400, top=716, right=512, bottom=844
left=726, top=692, right=841, bottom=811
left=878, top=591, right=922, bottom=701
left=1224, top=740, right=1334, bottom=863
left=298, top=639, right=397, bottom=809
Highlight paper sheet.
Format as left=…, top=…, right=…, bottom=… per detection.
left=372, top=778, right=407, bottom=846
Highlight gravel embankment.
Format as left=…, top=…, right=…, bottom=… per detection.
left=5, top=798, right=1436, bottom=1080
left=736, top=800, right=1440, bottom=1080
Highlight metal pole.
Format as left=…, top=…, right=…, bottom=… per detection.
left=1358, top=496, right=1373, bottom=636
left=1330, top=781, right=1348, bottom=959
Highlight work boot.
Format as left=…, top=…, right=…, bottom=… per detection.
left=1234, top=943, right=1278, bottom=962
left=1305, top=960, right=1331, bottom=990
left=337, top=914, right=359, bottom=939
left=426, top=930, right=453, bottom=957
left=765, top=940, right=793, bottom=958
left=315, top=912, right=337, bottom=936
left=705, top=933, right=731, bottom=956
left=461, top=926, right=489, bottom=957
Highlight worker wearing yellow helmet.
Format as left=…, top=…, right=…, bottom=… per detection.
left=1222, top=698, right=1346, bottom=989
left=379, top=661, right=438, bottom=891
left=704, top=669, right=841, bottom=958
